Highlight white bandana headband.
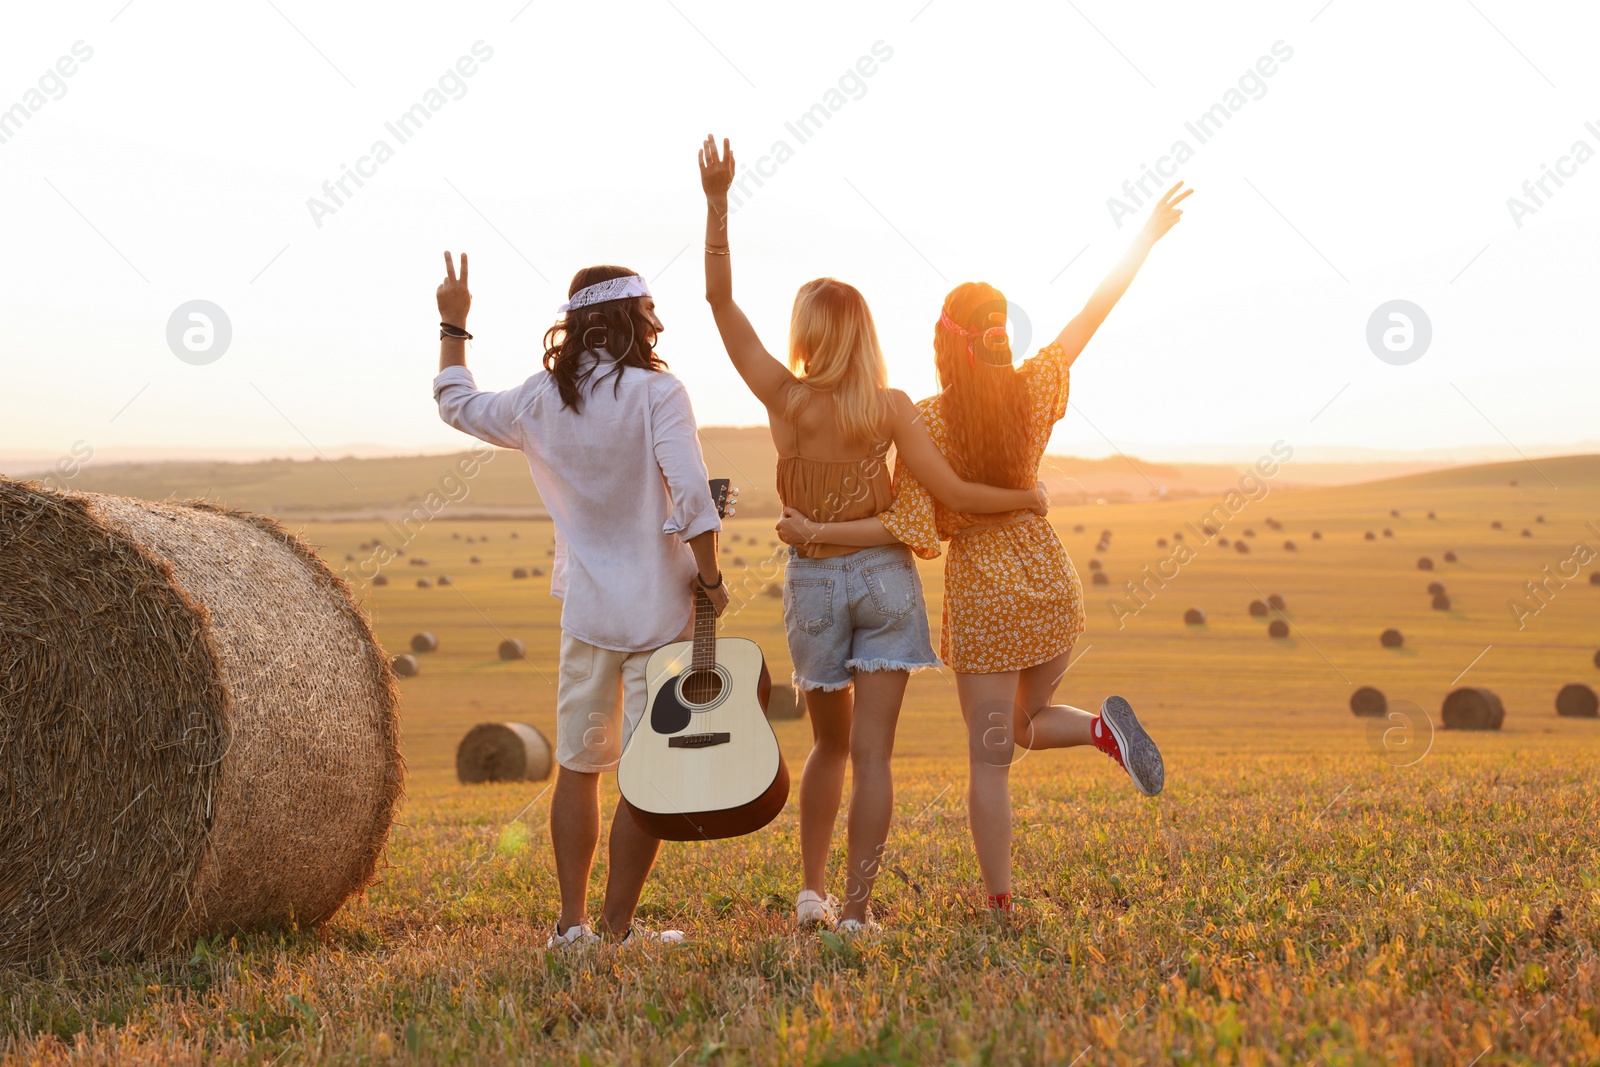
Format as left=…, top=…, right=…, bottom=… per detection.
left=558, top=274, right=651, bottom=313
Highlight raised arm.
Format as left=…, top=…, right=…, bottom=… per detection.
left=700, top=134, right=797, bottom=411
left=1053, top=182, right=1191, bottom=369
left=886, top=391, right=1045, bottom=515
left=437, top=250, right=470, bottom=371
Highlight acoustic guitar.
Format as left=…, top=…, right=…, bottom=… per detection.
left=617, top=478, right=790, bottom=840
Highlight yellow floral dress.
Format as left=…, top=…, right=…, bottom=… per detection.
left=878, top=343, right=1085, bottom=673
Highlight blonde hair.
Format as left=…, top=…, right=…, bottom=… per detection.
left=784, top=278, right=889, bottom=442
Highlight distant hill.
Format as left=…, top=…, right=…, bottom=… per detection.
left=8, top=432, right=1587, bottom=521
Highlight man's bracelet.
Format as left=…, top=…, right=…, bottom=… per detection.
left=440, top=322, right=473, bottom=340
left=704, top=244, right=730, bottom=256
left=696, top=571, right=724, bottom=591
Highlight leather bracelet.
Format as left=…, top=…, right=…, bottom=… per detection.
left=440, top=321, right=473, bottom=340
left=696, top=570, right=724, bottom=591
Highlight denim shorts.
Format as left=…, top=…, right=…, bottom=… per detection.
left=783, top=544, right=940, bottom=691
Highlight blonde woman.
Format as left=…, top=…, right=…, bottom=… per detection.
left=778, top=184, right=1191, bottom=914
left=699, top=136, right=1045, bottom=932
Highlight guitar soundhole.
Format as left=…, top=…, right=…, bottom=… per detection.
left=681, top=668, right=724, bottom=706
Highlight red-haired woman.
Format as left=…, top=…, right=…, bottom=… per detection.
left=779, top=183, right=1192, bottom=912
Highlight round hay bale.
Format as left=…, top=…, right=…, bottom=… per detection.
left=1156, top=538, right=1168, bottom=547
left=1174, top=531, right=1185, bottom=541
left=1382, top=528, right=1394, bottom=538
left=1095, top=541, right=1109, bottom=553
left=1444, top=551, right=1458, bottom=563
left=1101, top=529, right=1112, bottom=539
left=510, top=531, right=520, bottom=539
left=437, top=575, right=452, bottom=587
left=455, top=722, right=552, bottom=783
left=1234, top=540, right=1250, bottom=554
left=764, top=682, right=806, bottom=721
left=1091, top=571, right=1110, bottom=586
left=466, top=536, right=476, bottom=543
left=1219, top=537, right=1230, bottom=547
left=1390, top=509, right=1400, bottom=517
left=1428, top=510, right=1437, bottom=519
left=1088, top=558, right=1103, bottom=571
left=1267, top=594, right=1286, bottom=611
left=1592, top=572, right=1600, bottom=586
left=1442, top=687, right=1505, bottom=730
left=410, top=558, right=428, bottom=567
left=1521, top=529, right=1533, bottom=538
left=1555, top=684, right=1599, bottom=718
left=0, top=479, right=402, bottom=965
left=1593, top=649, right=1600, bottom=668
left=470, top=555, right=482, bottom=564
left=1535, top=515, right=1545, bottom=524
left=1364, top=531, right=1376, bottom=541
left=1427, top=581, right=1446, bottom=596
left=1491, top=520, right=1503, bottom=530
left=498, top=638, right=526, bottom=661
left=416, top=578, right=432, bottom=589
left=1312, top=530, right=1322, bottom=540
left=391, top=654, right=420, bottom=678
left=1183, top=608, right=1206, bottom=625
left=1350, top=686, right=1387, bottom=717
left=1243, top=528, right=1256, bottom=538
left=1380, top=628, right=1404, bottom=649
left=763, top=584, right=783, bottom=599
left=1431, top=593, right=1451, bottom=611
left=1268, top=619, right=1289, bottom=638
left=1417, top=557, right=1434, bottom=571
left=344, top=553, right=354, bottom=562
left=546, top=548, right=555, bottom=556
left=373, top=573, right=389, bottom=586
left=1284, top=540, right=1297, bottom=550
left=411, top=632, right=438, bottom=653
left=1202, top=524, right=1217, bottom=536
left=733, top=556, right=746, bottom=567
left=1248, top=599, right=1269, bottom=617
left=511, top=567, right=529, bottom=580
left=531, top=566, right=545, bottom=577
left=1073, top=524, right=1085, bottom=534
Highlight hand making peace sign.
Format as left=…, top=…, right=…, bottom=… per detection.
left=1140, top=182, right=1193, bottom=245
left=437, top=251, right=471, bottom=327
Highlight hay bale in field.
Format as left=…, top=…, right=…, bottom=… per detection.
left=531, top=566, right=545, bottom=577
left=1364, top=531, right=1376, bottom=541
left=1202, top=524, right=1217, bottom=536
left=1380, top=628, right=1404, bottom=648
left=1431, top=593, right=1452, bottom=611
left=437, top=575, right=452, bottom=587
left=1243, top=528, right=1256, bottom=538
left=1156, top=538, right=1168, bottom=547
left=1418, top=557, right=1434, bottom=570
left=1427, top=581, right=1446, bottom=596
left=1091, top=571, right=1109, bottom=586
left=1521, top=529, right=1533, bottom=538
left=1268, top=619, right=1289, bottom=638
left=1592, top=572, right=1600, bottom=586
left=1284, top=540, right=1297, bottom=550
left=345, top=553, right=354, bottom=561
left=1491, top=520, right=1503, bottom=529
left=391, top=654, right=420, bottom=678
left=511, top=567, right=529, bottom=579
left=1088, top=558, right=1103, bottom=571
left=470, top=555, right=482, bottom=564
left=764, top=584, right=783, bottom=599
left=416, top=578, right=432, bottom=589
left=1219, top=537, right=1230, bottom=547
left=411, top=632, right=438, bottom=653
left=1248, top=599, right=1269, bottom=617
left=1234, top=540, right=1250, bottom=554
left=1556, top=684, right=1599, bottom=718
left=1390, top=509, right=1400, bottom=517
left=1444, top=551, right=1458, bottom=563
left=1442, top=687, right=1505, bottom=730
left=765, top=682, right=805, bottom=721
left=455, top=722, right=552, bottom=784
left=1267, top=594, right=1286, bottom=611
left=373, top=573, right=389, bottom=586
left=1174, top=531, right=1185, bottom=541
left=1350, top=687, right=1387, bottom=717
left=1428, top=510, right=1437, bottom=519
left=410, top=558, right=428, bottom=567
left=511, top=531, right=520, bottom=539
left=1312, top=530, right=1323, bottom=540
left=498, top=638, right=527, bottom=661
left=1183, top=608, right=1206, bottom=625
left=1593, top=649, right=1600, bottom=668
left=0, top=479, right=402, bottom=966
left=1383, top=529, right=1394, bottom=538
left=1536, top=515, right=1545, bottom=524
left=733, top=556, right=746, bottom=567
left=1073, top=524, right=1085, bottom=534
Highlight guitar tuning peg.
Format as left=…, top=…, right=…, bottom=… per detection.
left=726, top=507, right=737, bottom=516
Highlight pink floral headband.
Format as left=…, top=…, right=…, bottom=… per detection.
left=938, top=309, right=1008, bottom=367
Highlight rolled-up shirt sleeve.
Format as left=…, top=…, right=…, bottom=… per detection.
left=433, top=366, right=524, bottom=451
left=651, top=377, right=721, bottom=541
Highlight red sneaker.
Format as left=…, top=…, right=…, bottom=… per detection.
left=1093, top=696, right=1164, bottom=797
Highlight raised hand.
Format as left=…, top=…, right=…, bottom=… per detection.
left=1140, top=182, right=1193, bottom=245
left=699, top=135, right=736, bottom=201
left=437, top=251, right=471, bottom=327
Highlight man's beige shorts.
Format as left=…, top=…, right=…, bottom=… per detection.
left=554, top=631, right=654, bottom=773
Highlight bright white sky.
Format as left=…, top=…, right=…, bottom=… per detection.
left=3, top=0, right=1597, bottom=468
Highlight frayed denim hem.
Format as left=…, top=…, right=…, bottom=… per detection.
left=845, top=657, right=940, bottom=676
left=792, top=672, right=854, bottom=693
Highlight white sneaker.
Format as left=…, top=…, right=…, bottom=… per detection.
left=546, top=923, right=600, bottom=950
left=796, top=890, right=839, bottom=929
left=620, top=925, right=686, bottom=947
left=833, top=916, right=880, bottom=937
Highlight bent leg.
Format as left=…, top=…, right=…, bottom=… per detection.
left=1013, top=647, right=1097, bottom=751
left=956, top=668, right=1022, bottom=898
left=799, top=685, right=852, bottom=897
left=839, top=669, right=908, bottom=922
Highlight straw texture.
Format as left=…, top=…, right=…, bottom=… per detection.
left=0, top=479, right=403, bottom=965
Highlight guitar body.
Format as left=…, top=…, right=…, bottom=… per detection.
left=617, top=635, right=790, bottom=840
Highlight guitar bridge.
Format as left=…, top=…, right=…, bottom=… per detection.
left=667, top=732, right=731, bottom=749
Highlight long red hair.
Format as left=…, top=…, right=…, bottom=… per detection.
left=935, top=282, right=1033, bottom=489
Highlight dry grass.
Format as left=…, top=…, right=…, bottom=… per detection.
left=4, top=475, right=1599, bottom=1064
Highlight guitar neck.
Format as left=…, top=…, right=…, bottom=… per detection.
left=690, top=588, right=717, bottom=671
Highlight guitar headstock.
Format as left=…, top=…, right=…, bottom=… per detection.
left=708, top=478, right=739, bottom=520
